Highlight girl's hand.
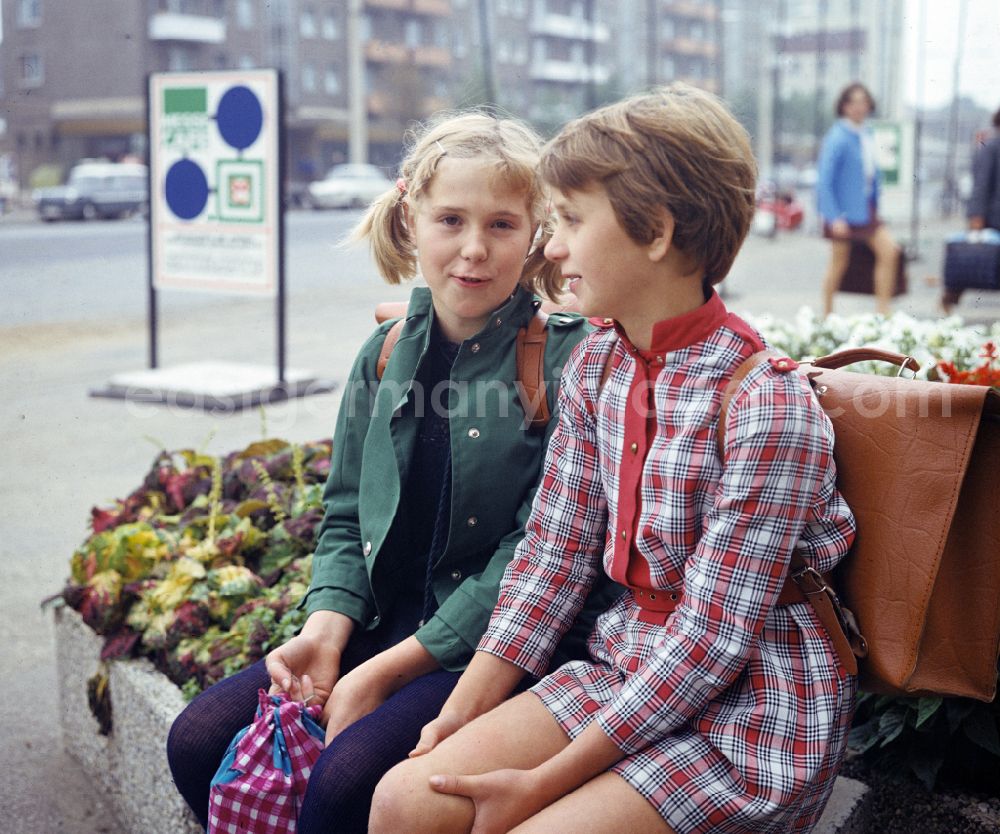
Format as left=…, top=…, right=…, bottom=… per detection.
left=265, top=610, right=353, bottom=707
left=429, top=769, right=549, bottom=834
left=322, top=662, right=395, bottom=744
left=409, top=710, right=470, bottom=757
left=324, top=636, right=441, bottom=745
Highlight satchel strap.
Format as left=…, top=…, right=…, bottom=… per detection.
left=374, top=302, right=551, bottom=432
left=718, top=351, right=867, bottom=675
left=515, top=309, right=551, bottom=431
left=376, top=318, right=406, bottom=380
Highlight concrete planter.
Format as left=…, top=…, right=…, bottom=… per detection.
left=54, top=604, right=868, bottom=834
left=53, top=605, right=201, bottom=834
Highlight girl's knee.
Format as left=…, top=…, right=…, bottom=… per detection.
left=370, top=759, right=470, bottom=834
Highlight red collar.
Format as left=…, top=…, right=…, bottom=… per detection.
left=614, top=291, right=728, bottom=358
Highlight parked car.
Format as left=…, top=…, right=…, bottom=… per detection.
left=753, top=181, right=804, bottom=237
left=306, top=163, right=392, bottom=210
left=34, top=161, right=148, bottom=221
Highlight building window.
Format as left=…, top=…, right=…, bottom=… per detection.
left=212, top=0, right=225, bottom=17
left=300, top=7, right=317, bottom=38
left=239, top=54, right=256, bottom=69
left=20, top=54, right=44, bottom=86
left=236, top=0, right=254, bottom=28
left=661, top=56, right=675, bottom=78
left=18, top=0, right=42, bottom=26
left=405, top=19, right=420, bottom=48
left=324, top=67, right=340, bottom=95
left=215, top=52, right=228, bottom=69
left=302, top=63, right=317, bottom=92
left=453, top=29, right=467, bottom=58
left=433, top=19, right=448, bottom=48
left=321, top=13, right=338, bottom=39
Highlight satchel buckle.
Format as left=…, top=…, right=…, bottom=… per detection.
left=896, top=357, right=918, bottom=379
left=791, top=565, right=869, bottom=660
left=791, top=565, right=828, bottom=596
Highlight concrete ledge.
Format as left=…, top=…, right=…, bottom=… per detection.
left=54, top=605, right=869, bottom=833
left=815, top=774, right=870, bottom=834
left=54, top=606, right=201, bottom=834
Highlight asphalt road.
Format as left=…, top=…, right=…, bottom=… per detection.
left=0, top=206, right=991, bottom=832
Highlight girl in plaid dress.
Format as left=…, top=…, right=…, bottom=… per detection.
left=370, top=84, right=858, bottom=834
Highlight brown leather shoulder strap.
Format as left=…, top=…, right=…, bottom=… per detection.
left=515, top=308, right=550, bottom=431
left=716, top=349, right=866, bottom=674
left=715, top=350, right=775, bottom=458
left=376, top=318, right=406, bottom=380
left=374, top=303, right=552, bottom=428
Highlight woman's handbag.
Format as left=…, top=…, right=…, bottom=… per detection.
left=208, top=690, right=325, bottom=833
left=840, top=241, right=907, bottom=296
left=724, top=348, right=1000, bottom=701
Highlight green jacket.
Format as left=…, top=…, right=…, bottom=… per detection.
left=302, top=286, right=594, bottom=670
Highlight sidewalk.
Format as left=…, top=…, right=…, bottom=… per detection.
left=2, top=212, right=994, bottom=832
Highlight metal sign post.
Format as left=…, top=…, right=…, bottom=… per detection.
left=92, top=68, right=334, bottom=411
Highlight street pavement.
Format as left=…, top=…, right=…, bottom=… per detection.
left=1, top=207, right=995, bottom=832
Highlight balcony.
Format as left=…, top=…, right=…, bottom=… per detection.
left=676, top=76, right=718, bottom=93
left=365, top=40, right=410, bottom=64
left=413, top=45, right=451, bottom=67
left=530, top=60, right=610, bottom=84
left=662, top=1, right=718, bottom=21
left=663, top=37, right=718, bottom=58
left=365, top=0, right=451, bottom=12
left=530, top=13, right=609, bottom=42
left=413, top=0, right=450, bottom=15
left=147, top=12, right=226, bottom=44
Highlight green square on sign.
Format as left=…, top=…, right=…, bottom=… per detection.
left=165, top=88, right=208, bottom=114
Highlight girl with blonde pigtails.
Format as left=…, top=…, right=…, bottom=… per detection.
left=167, top=110, right=617, bottom=833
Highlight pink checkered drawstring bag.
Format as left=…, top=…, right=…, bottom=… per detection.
left=208, top=689, right=325, bottom=833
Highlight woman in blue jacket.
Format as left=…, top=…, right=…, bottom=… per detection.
left=817, top=82, right=900, bottom=316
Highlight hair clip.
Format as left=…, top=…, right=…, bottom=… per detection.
left=435, top=140, right=446, bottom=155
left=395, top=177, right=407, bottom=195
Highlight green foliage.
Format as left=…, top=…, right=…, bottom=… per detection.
left=849, top=691, right=1000, bottom=794
left=62, top=438, right=332, bottom=699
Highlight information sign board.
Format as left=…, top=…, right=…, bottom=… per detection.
left=149, top=70, right=280, bottom=295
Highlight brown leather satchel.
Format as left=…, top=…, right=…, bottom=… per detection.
left=727, top=347, right=1000, bottom=701
left=373, top=301, right=552, bottom=431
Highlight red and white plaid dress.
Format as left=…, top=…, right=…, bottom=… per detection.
left=479, top=292, right=857, bottom=833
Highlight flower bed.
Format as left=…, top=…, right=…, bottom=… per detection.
left=60, top=438, right=331, bottom=701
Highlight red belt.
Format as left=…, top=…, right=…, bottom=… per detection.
left=628, top=560, right=862, bottom=676
left=630, top=568, right=828, bottom=616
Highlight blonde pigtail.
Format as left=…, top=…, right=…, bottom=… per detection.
left=350, top=187, right=416, bottom=285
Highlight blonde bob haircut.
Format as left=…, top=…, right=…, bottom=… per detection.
left=353, top=110, right=561, bottom=299
left=540, top=83, right=757, bottom=286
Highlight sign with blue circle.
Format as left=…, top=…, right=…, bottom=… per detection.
left=149, top=70, right=279, bottom=296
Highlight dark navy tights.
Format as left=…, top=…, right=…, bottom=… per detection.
left=167, top=632, right=460, bottom=833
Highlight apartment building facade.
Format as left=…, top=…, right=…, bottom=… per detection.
left=721, top=0, right=905, bottom=170
left=0, top=0, right=721, bottom=190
